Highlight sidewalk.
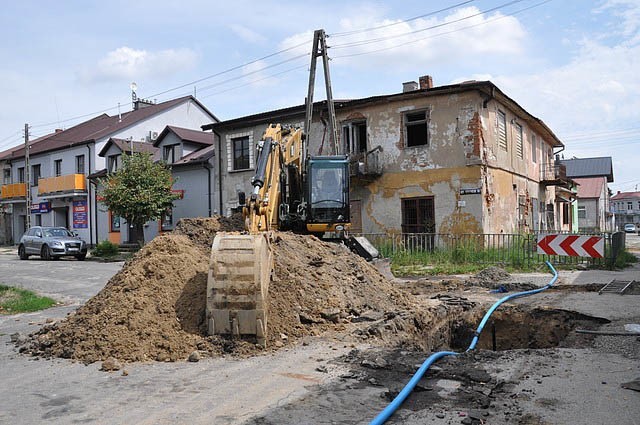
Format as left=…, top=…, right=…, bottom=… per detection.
left=0, top=246, right=16, bottom=255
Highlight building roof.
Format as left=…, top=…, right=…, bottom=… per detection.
left=202, top=80, right=564, bottom=148
left=573, top=177, right=604, bottom=199
left=560, top=157, right=614, bottom=182
left=98, top=138, right=159, bottom=157
left=172, top=144, right=215, bottom=167
left=153, top=125, right=215, bottom=147
left=611, top=191, right=640, bottom=200
left=0, top=96, right=217, bottom=161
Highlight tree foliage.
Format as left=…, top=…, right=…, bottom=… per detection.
left=98, top=153, right=178, bottom=244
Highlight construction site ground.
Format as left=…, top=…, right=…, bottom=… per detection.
left=0, top=229, right=639, bottom=425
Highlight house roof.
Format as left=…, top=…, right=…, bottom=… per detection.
left=153, top=125, right=215, bottom=147
left=202, top=80, right=564, bottom=148
left=573, top=177, right=604, bottom=198
left=0, top=96, right=217, bottom=161
left=98, top=138, right=159, bottom=157
left=172, top=144, right=215, bottom=167
left=611, top=191, right=640, bottom=200
left=0, top=131, right=58, bottom=160
left=560, top=157, right=614, bottom=182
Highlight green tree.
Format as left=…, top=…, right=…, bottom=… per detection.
left=98, top=153, right=179, bottom=246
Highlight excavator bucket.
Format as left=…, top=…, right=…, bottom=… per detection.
left=207, top=233, right=273, bottom=346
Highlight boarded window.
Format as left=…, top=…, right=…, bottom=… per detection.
left=232, top=136, right=250, bottom=170
left=401, top=197, right=435, bottom=233
left=405, top=111, right=428, bottom=147
left=497, top=110, right=507, bottom=150
left=515, top=123, right=523, bottom=158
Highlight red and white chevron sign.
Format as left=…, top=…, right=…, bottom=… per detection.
left=536, top=234, right=604, bottom=258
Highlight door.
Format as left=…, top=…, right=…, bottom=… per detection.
left=54, top=207, right=69, bottom=229
left=349, top=200, right=362, bottom=233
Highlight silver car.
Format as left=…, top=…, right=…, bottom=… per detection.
left=18, top=226, right=88, bottom=261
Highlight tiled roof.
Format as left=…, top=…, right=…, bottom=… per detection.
left=573, top=177, right=604, bottom=198
left=611, top=191, right=640, bottom=200
left=560, top=157, right=614, bottom=182
left=172, top=144, right=215, bottom=166
left=158, top=125, right=215, bottom=146
left=99, top=138, right=159, bottom=157
left=0, top=96, right=215, bottom=160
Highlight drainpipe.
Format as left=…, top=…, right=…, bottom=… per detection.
left=203, top=161, right=212, bottom=217
left=212, top=129, right=223, bottom=216
left=86, top=144, right=94, bottom=246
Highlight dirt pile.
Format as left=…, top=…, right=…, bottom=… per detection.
left=20, top=217, right=432, bottom=364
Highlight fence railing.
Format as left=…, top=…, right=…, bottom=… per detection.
left=355, top=231, right=626, bottom=269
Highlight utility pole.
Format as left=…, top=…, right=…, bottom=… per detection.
left=24, top=123, right=31, bottom=230
left=305, top=29, right=339, bottom=157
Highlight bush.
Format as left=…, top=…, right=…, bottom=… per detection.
left=92, top=240, right=119, bottom=257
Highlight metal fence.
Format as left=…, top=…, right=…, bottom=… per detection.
left=355, top=231, right=626, bottom=269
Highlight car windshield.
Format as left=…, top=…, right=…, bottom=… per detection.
left=43, top=228, right=72, bottom=238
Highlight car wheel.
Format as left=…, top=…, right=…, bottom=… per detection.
left=75, top=254, right=86, bottom=261
left=18, top=244, right=29, bottom=260
left=41, top=245, right=52, bottom=261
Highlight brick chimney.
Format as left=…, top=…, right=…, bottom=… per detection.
left=419, top=75, right=433, bottom=90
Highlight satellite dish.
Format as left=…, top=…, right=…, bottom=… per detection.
left=130, top=82, right=137, bottom=92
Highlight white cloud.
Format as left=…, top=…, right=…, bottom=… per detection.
left=280, top=6, right=527, bottom=68
left=229, top=24, right=266, bottom=44
left=79, top=46, right=198, bottom=83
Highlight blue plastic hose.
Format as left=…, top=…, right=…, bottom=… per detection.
left=369, top=261, right=558, bottom=425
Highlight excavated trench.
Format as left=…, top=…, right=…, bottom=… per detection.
left=449, top=306, right=610, bottom=351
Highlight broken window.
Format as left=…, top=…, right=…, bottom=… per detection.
left=497, top=110, right=507, bottom=150
left=401, top=197, right=435, bottom=233
left=515, top=123, right=523, bottom=159
left=342, top=121, right=367, bottom=154
left=232, top=136, right=250, bottom=170
left=404, top=110, right=429, bottom=147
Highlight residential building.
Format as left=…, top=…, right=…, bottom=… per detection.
left=611, top=191, right=640, bottom=229
left=204, top=77, right=574, bottom=235
left=0, top=96, right=218, bottom=245
left=560, top=157, right=614, bottom=232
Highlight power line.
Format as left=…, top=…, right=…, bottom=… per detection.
left=331, top=0, right=552, bottom=60
left=330, top=0, right=526, bottom=50
left=330, top=0, right=477, bottom=37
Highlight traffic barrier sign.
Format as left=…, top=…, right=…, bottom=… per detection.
left=537, top=234, right=604, bottom=258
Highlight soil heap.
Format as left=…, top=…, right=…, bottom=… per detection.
left=21, top=216, right=429, bottom=364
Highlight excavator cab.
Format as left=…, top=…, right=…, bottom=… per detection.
left=305, top=155, right=350, bottom=234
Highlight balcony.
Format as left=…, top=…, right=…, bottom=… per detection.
left=0, top=182, right=27, bottom=201
left=38, top=174, right=87, bottom=198
left=540, top=163, right=569, bottom=186
left=350, top=146, right=383, bottom=183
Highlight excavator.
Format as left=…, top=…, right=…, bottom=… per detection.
left=206, top=30, right=354, bottom=346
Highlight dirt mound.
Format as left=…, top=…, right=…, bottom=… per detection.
left=472, top=266, right=511, bottom=284
left=20, top=217, right=427, bottom=364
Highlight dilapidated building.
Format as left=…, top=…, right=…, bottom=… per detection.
left=204, top=77, right=573, bottom=235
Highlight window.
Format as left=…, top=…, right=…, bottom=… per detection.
left=342, top=121, right=367, bottom=154
left=232, top=136, right=250, bottom=170
left=110, top=213, right=120, bottom=232
left=578, top=206, right=586, bottom=219
left=161, top=208, right=173, bottom=230
left=401, top=197, right=435, bottom=233
left=405, top=111, right=428, bottom=147
left=515, top=123, right=523, bottom=158
left=628, top=202, right=633, bottom=211
left=18, top=167, right=24, bottom=183
left=562, top=203, right=569, bottom=225
left=2, top=169, right=10, bottom=184
left=108, top=154, right=120, bottom=173
left=497, top=110, right=507, bottom=150
left=163, top=145, right=178, bottom=164
left=531, top=134, right=537, bottom=163
left=32, top=164, right=41, bottom=186
left=54, top=159, right=62, bottom=177
left=76, top=155, right=85, bottom=174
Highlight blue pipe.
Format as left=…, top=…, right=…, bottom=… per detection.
left=369, top=261, right=558, bottom=425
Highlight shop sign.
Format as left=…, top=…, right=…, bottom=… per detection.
left=73, top=200, right=88, bottom=228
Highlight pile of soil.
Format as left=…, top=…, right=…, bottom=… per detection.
left=20, top=216, right=432, bottom=364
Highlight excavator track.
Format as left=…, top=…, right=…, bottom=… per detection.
left=207, top=233, right=272, bottom=346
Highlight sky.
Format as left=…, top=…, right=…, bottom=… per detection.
left=0, top=0, right=638, bottom=192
